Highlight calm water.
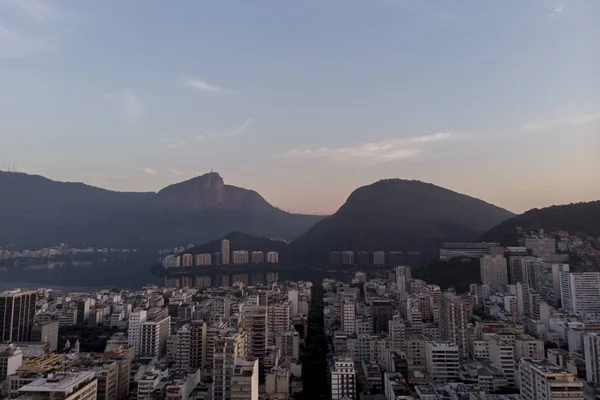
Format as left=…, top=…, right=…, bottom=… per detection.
left=0, top=257, right=394, bottom=292
left=0, top=257, right=162, bottom=291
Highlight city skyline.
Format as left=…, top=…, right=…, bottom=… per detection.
left=1, top=0, right=599, bottom=215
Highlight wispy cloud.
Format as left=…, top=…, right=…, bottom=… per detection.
left=0, top=23, right=55, bottom=58
left=5, top=0, right=56, bottom=22
left=169, top=169, right=203, bottom=177
left=283, top=132, right=463, bottom=166
left=166, top=118, right=255, bottom=149
left=103, top=89, right=143, bottom=123
left=548, top=4, right=567, bottom=17
left=519, top=112, right=600, bottom=132
left=197, top=118, right=254, bottom=142
left=167, top=140, right=188, bottom=149
left=184, top=77, right=223, bottom=93
left=140, top=168, right=157, bottom=176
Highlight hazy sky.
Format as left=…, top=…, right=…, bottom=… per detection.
left=1, top=0, right=599, bottom=215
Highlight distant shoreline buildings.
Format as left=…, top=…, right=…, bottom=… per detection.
left=328, top=250, right=422, bottom=267
left=163, top=239, right=279, bottom=268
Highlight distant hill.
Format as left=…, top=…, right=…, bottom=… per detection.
left=290, top=179, right=513, bottom=262
left=480, top=201, right=600, bottom=245
left=0, top=171, right=323, bottom=248
left=185, top=232, right=289, bottom=258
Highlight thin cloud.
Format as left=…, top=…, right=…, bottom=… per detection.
left=549, top=4, right=567, bottom=17
left=167, top=139, right=188, bottom=149
left=519, top=112, right=600, bottom=132
left=5, top=0, right=56, bottom=22
left=184, top=77, right=223, bottom=93
left=166, top=118, right=255, bottom=149
left=140, top=168, right=157, bottom=176
left=197, top=118, right=255, bottom=142
left=283, top=132, right=462, bottom=166
left=169, top=169, right=203, bottom=177
left=103, top=89, right=143, bottom=123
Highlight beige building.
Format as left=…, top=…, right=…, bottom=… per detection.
left=488, top=335, right=516, bottom=386
left=518, top=358, right=583, bottom=400
left=266, top=366, right=290, bottom=400
left=233, top=251, right=249, bottom=265
left=515, top=336, right=545, bottom=360
left=440, top=293, right=470, bottom=358
left=425, top=341, right=460, bottom=381
left=231, top=358, right=259, bottom=400
left=213, top=332, right=241, bottom=400
left=221, top=239, right=230, bottom=265
left=480, top=256, right=508, bottom=289
left=266, top=252, right=279, bottom=264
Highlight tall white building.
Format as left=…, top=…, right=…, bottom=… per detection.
left=342, top=300, right=357, bottom=336
left=559, top=271, right=600, bottom=313
left=182, top=254, right=193, bottom=267
left=331, top=357, right=356, bottom=400
left=584, top=333, right=600, bottom=384
left=213, top=332, right=240, bottom=400
left=440, top=293, right=470, bottom=358
left=139, top=315, right=171, bottom=358
left=232, top=251, right=249, bottom=265
left=425, top=341, right=460, bottom=381
left=518, top=358, right=583, bottom=400
left=195, top=253, right=212, bottom=266
left=395, top=266, right=411, bottom=297
left=128, top=310, right=148, bottom=355
left=268, top=302, right=291, bottom=335
left=488, top=335, right=516, bottom=386
left=480, top=256, right=508, bottom=289
left=266, top=252, right=279, bottom=264
left=221, top=239, right=230, bottom=265
left=287, top=289, right=299, bottom=315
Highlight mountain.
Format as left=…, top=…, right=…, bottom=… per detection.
left=0, top=171, right=323, bottom=248
left=151, top=172, right=274, bottom=214
left=290, top=179, right=513, bottom=262
left=480, top=201, right=600, bottom=245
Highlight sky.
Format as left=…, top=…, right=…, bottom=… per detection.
left=1, top=0, right=599, bottom=215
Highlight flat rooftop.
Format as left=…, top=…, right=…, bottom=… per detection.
left=19, top=371, right=95, bottom=393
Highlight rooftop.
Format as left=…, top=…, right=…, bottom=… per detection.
left=0, top=289, right=36, bottom=297
left=19, top=371, right=95, bottom=393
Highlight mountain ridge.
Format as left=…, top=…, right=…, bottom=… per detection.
left=290, top=178, right=514, bottom=262
left=480, top=200, right=600, bottom=245
left=0, top=171, right=323, bottom=248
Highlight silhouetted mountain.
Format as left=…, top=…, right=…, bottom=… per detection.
left=480, top=201, right=600, bottom=245
left=290, top=179, right=513, bottom=262
left=0, top=171, right=323, bottom=248
left=186, top=232, right=289, bottom=257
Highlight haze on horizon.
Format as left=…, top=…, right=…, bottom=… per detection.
left=1, top=0, right=598, bottom=216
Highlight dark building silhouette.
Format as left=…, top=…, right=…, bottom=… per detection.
left=371, top=300, right=393, bottom=334
left=0, top=289, right=37, bottom=342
